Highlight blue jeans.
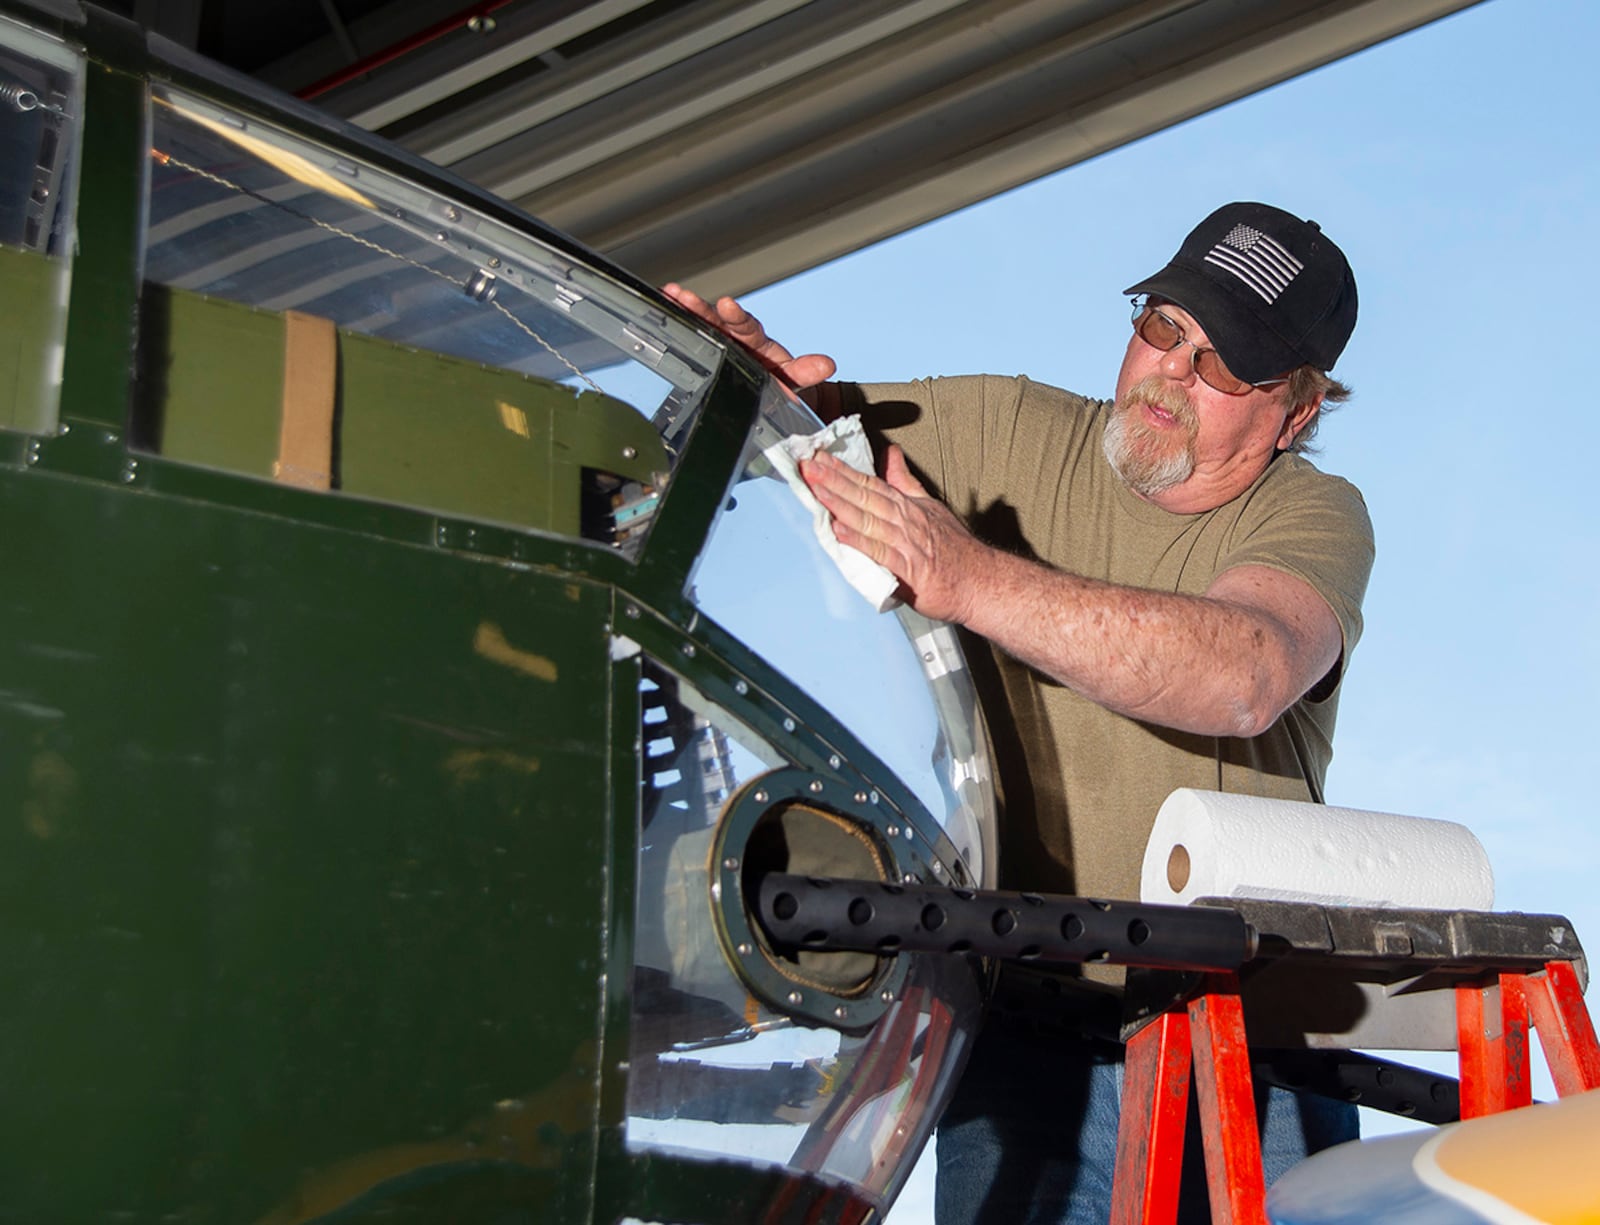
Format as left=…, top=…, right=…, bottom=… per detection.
left=935, top=1022, right=1358, bottom=1225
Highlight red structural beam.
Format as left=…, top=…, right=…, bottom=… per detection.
left=297, top=0, right=518, bottom=102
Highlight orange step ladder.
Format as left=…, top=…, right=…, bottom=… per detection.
left=1108, top=903, right=1599, bottom=1225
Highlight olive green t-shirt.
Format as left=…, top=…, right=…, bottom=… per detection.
left=828, top=375, right=1375, bottom=907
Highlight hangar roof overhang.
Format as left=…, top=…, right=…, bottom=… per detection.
left=129, top=0, right=1486, bottom=297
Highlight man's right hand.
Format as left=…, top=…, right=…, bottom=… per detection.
left=801, top=445, right=984, bottom=627
left=662, top=283, right=837, bottom=391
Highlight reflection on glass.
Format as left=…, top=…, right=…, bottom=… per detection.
left=688, top=383, right=996, bottom=883
left=139, top=89, right=724, bottom=555
left=625, top=656, right=983, bottom=1210
left=0, top=16, right=81, bottom=435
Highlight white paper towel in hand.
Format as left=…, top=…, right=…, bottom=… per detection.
left=761, top=414, right=901, bottom=613
left=1139, top=788, right=1495, bottom=910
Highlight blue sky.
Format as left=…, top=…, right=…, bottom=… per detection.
left=740, top=0, right=1600, bottom=1212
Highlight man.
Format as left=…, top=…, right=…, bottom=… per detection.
left=666, top=201, right=1372, bottom=1223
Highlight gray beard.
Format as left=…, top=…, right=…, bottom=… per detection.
left=1102, top=401, right=1196, bottom=497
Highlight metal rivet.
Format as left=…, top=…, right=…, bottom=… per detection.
left=808, top=780, right=824, bottom=793
left=681, top=643, right=695, bottom=658
left=55, top=421, right=68, bottom=436
left=854, top=791, right=868, bottom=804
left=904, top=827, right=914, bottom=840
left=722, top=856, right=739, bottom=871
left=445, top=205, right=461, bottom=221
left=753, top=790, right=768, bottom=804
left=621, top=445, right=637, bottom=460
left=932, top=861, right=945, bottom=876
left=101, top=431, right=117, bottom=444
left=624, top=604, right=640, bottom=619
left=833, top=1006, right=847, bottom=1020
left=880, top=990, right=895, bottom=1004
left=786, top=991, right=803, bottom=1006
left=467, top=13, right=496, bottom=33
left=733, top=679, right=749, bottom=695
left=782, top=717, right=796, bottom=733
left=886, top=825, right=900, bottom=838
left=902, top=872, right=918, bottom=884
left=827, top=754, right=841, bottom=769
left=435, top=231, right=448, bottom=242
left=487, top=256, right=501, bottom=268
left=736, top=942, right=753, bottom=956
left=24, top=443, right=38, bottom=465
left=869, top=791, right=880, bottom=805
left=120, top=461, right=138, bottom=483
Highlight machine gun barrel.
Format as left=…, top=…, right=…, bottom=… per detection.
left=756, top=873, right=1257, bottom=971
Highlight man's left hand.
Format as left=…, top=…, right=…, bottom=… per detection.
left=661, top=283, right=836, bottom=391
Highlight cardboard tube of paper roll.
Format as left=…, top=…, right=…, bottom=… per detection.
left=1139, top=788, right=1495, bottom=910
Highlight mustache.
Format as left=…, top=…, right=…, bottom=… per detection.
left=1116, top=375, right=1198, bottom=429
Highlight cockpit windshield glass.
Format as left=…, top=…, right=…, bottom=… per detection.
left=624, top=657, right=983, bottom=1210
left=687, top=383, right=997, bottom=886
left=139, top=88, right=722, bottom=556
left=0, top=16, right=81, bottom=437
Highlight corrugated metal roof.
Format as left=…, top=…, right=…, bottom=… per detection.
left=134, top=0, right=1487, bottom=295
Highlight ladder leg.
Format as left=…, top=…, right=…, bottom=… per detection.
left=1502, top=973, right=1532, bottom=1108
left=1188, top=974, right=1267, bottom=1225
left=1524, top=960, right=1600, bottom=1096
left=1457, top=976, right=1529, bottom=1117
left=1111, top=1010, right=1191, bottom=1225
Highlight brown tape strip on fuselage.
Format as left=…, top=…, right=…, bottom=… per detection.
left=275, top=310, right=337, bottom=490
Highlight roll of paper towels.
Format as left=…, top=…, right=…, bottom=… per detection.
left=1139, top=788, right=1495, bottom=910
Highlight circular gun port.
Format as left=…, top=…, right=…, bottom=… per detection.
left=740, top=801, right=892, bottom=997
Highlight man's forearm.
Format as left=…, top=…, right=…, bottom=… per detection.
left=800, top=447, right=1340, bottom=736
left=959, top=546, right=1317, bottom=738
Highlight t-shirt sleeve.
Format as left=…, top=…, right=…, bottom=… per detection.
left=829, top=377, right=956, bottom=492
left=1222, top=462, right=1375, bottom=695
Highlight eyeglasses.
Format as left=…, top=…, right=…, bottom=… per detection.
left=1130, top=299, right=1288, bottom=397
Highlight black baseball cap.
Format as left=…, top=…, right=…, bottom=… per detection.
left=1123, top=202, right=1357, bottom=385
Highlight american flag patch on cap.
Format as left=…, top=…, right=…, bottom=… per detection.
left=1204, top=223, right=1303, bottom=303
